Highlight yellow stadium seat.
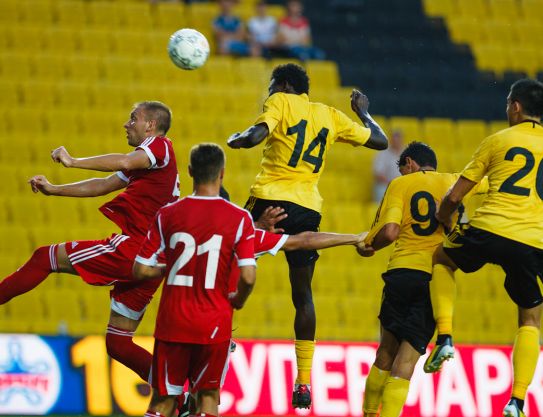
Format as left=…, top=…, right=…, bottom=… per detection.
left=388, top=116, right=422, bottom=141
left=455, top=120, right=488, bottom=151
left=136, top=58, right=176, bottom=83
left=8, top=25, right=44, bottom=52
left=121, top=2, right=154, bottom=30
left=507, top=46, right=541, bottom=76
left=236, top=57, right=268, bottom=87
left=489, top=120, right=509, bottom=133
left=446, top=17, right=485, bottom=44
left=31, top=54, right=68, bottom=81
left=7, top=196, right=48, bottom=225
left=7, top=292, right=46, bottom=321
left=306, top=60, right=340, bottom=89
left=44, top=28, right=80, bottom=54
left=188, top=2, right=218, bottom=28
left=489, top=0, right=522, bottom=19
left=102, top=56, right=139, bottom=83
left=87, top=1, right=122, bottom=28
left=456, top=0, right=489, bottom=18
left=0, top=53, right=32, bottom=82
left=0, top=81, right=21, bottom=108
left=66, top=56, right=103, bottom=83
left=514, top=22, right=543, bottom=47
left=20, top=82, right=57, bottom=108
left=472, top=44, right=510, bottom=75
left=18, top=0, right=55, bottom=25
left=0, top=1, right=19, bottom=25
left=519, top=0, right=543, bottom=23
left=91, top=84, right=128, bottom=110
left=5, top=108, right=45, bottom=136
left=79, top=29, right=114, bottom=56
left=0, top=226, right=32, bottom=256
left=422, top=0, right=457, bottom=17
left=152, top=2, right=188, bottom=33
left=481, top=20, right=516, bottom=45
left=43, top=109, right=82, bottom=138
left=56, top=1, right=89, bottom=27
left=112, top=31, right=152, bottom=58
left=56, top=82, right=93, bottom=109
left=421, top=118, right=455, bottom=149
left=201, top=56, right=236, bottom=86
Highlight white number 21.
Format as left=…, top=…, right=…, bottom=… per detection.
left=167, top=232, right=223, bottom=289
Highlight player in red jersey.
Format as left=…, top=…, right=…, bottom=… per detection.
left=134, top=143, right=257, bottom=417
left=0, top=101, right=179, bottom=382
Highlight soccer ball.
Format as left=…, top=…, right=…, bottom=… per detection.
left=167, top=28, right=210, bottom=70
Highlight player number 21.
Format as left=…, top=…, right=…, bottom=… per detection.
left=287, top=119, right=329, bottom=173
left=167, top=233, right=222, bottom=289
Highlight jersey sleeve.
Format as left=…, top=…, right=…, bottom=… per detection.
left=235, top=212, right=257, bottom=267
left=135, top=212, right=166, bottom=266
left=116, top=170, right=130, bottom=182
left=461, top=136, right=493, bottom=183
left=332, top=108, right=371, bottom=146
left=254, top=229, right=289, bottom=257
left=136, top=137, right=170, bottom=169
left=254, top=93, right=285, bottom=134
left=364, top=179, right=404, bottom=245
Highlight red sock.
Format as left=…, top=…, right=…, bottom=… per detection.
left=190, top=414, right=217, bottom=417
left=0, top=245, right=57, bottom=305
left=106, top=325, right=152, bottom=381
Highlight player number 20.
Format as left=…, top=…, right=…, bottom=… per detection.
left=499, top=147, right=543, bottom=198
left=167, top=233, right=222, bottom=289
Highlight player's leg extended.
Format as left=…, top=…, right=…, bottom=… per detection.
left=503, top=304, right=541, bottom=417
left=424, top=245, right=458, bottom=373
left=363, top=328, right=397, bottom=417
left=290, top=263, right=316, bottom=408
left=145, top=389, right=177, bottom=417
left=380, top=340, right=421, bottom=417
left=0, top=243, right=76, bottom=304
left=107, top=311, right=152, bottom=381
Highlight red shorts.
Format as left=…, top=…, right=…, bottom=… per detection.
left=64, top=234, right=163, bottom=318
left=151, top=339, right=230, bottom=396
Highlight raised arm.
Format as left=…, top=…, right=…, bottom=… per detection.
left=282, top=231, right=367, bottom=251
left=350, top=89, right=388, bottom=150
left=51, top=147, right=152, bottom=172
left=29, top=173, right=126, bottom=198
left=227, top=123, right=269, bottom=149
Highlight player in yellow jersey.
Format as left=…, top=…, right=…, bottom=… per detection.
left=227, top=63, right=387, bottom=408
left=357, top=142, right=467, bottom=417
left=431, top=79, right=543, bottom=417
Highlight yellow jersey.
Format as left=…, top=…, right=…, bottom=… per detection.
left=250, top=92, right=371, bottom=212
left=462, top=122, right=543, bottom=249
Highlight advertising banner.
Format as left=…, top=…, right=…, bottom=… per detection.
left=0, top=334, right=542, bottom=416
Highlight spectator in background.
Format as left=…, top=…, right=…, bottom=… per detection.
left=372, top=129, right=404, bottom=202
left=213, top=0, right=258, bottom=57
left=276, top=0, right=325, bottom=61
left=248, top=1, right=278, bottom=58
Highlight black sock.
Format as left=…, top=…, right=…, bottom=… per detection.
left=512, top=397, right=525, bottom=411
left=436, top=334, right=452, bottom=345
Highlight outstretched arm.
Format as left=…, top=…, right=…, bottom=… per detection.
left=350, top=89, right=388, bottom=150
left=356, top=223, right=399, bottom=257
left=51, top=146, right=152, bottom=172
left=29, top=173, right=126, bottom=197
left=227, top=123, right=269, bottom=149
left=282, top=231, right=367, bottom=251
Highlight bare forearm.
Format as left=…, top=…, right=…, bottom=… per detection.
left=284, top=231, right=358, bottom=251
left=70, top=154, right=134, bottom=172
left=230, top=267, right=256, bottom=309
left=357, top=112, right=388, bottom=150
left=228, top=124, right=269, bottom=149
left=436, top=194, right=461, bottom=224
left=50, top=178, right=118, bottom=197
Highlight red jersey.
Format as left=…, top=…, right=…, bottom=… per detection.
left=136, top=196, right=256, bottom=344
left=99, top=136, right=179, bottom=241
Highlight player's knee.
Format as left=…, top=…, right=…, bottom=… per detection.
left=291, top=291, right=314, bottom=310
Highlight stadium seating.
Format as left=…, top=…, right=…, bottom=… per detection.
left=0, top=0, right=522, bottom=345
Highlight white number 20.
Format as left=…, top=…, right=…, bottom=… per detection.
left=166, top=232, right=223, bottom=289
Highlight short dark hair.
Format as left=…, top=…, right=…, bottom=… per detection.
left=137, top=101, right=172, bottom=134
left=271, top=63, right=309, bottom=95
left=190, top=143, right=225, bottom=184
left=398, top=141, right=437, bottom=170
left=510, top=79, right=543, bottom=118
